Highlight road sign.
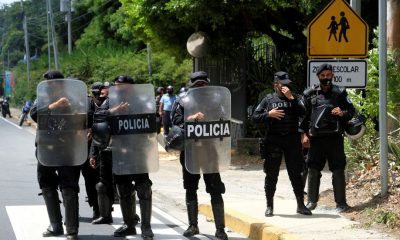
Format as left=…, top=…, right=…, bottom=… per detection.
left=308, top=59, right=367, bottom=88
left=307, top=0, right=368, bottom=58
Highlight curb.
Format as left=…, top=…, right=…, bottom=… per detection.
left=198, top=204, right=300, bottom=240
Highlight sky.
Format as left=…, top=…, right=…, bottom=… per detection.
left=0, top=0, right=21, bottom=5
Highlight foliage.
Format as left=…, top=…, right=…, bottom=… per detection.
left=11, top=45, right=192, bottom=105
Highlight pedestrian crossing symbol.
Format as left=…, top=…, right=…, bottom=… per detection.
left=307, top=0, right=368, bottom=58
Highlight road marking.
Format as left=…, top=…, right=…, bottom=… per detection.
left=6, top=205, right=202, bottom=240
left=0, top=117, right=23, bottom=130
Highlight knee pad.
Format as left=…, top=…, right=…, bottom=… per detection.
left=116, top=183, right=134, bottom=199
left=136, top=182, right=152, bottom=200
left=95, top=182, right=108, bottom=194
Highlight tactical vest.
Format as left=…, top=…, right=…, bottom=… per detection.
left=307, top=85, right=344, bottom=136
left=265, top=93, right=299, bottom=135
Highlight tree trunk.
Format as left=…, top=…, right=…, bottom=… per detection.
left=387, top=0, right=400, bottom=50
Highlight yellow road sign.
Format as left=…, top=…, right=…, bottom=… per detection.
left=307, top=0, right=368, bottom=58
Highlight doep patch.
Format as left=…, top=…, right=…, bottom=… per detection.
left=185, top=120, right=230, bottom=139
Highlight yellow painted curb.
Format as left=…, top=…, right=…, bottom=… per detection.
left=198, top=204, right=300, bottom=240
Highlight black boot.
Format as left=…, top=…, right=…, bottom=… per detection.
left=138, top=183, right=154, bottom=240
left=332, top=170, right=350, bottom=212
left=265, top=197, right=273, bottom=217
left=212, top=203, right=228, bottom=240
left=62, top=188, right=79, bottom=239
left=183, top=200, right=199, bottom=237
left=41, top=188, right=64, bottom=237
left=306, top=168, right=321, bottom=210
left=296, top=196, right=312, bottom=215
left=114, top=183, right=137, bottom=237
left=92, top=182, right=113, bottom=224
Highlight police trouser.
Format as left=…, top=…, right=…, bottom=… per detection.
left=179, top=152, right=226, bottom=203
left=307, top=135, right=346, bottom=171
left=162, top=111, right=172, bottom=135
left=37, top=161, right=81, bottom=192
left=98, top=150, right=114, bottom=202
left=81, top=158, right=99, bottom=207
left=263, top=133, right=304, bottom=199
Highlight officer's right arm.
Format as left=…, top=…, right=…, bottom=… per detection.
left=172, top=103, right=184, bottom=128
left=252, top=98, right=269, bottom=123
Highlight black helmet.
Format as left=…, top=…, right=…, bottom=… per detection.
left=91, top=82, right=103, bottom=97
left=114, top=75, right=135, bottom=84
left=345, top=116, right=366, bottom=140
left=156, top=86, right=164, bottom=94
left=92, top=121, right=111, bottom=150
left=43, top=70, right=64, bottom=80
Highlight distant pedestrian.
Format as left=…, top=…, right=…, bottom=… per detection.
left=159, top=85, right=177, bottom=136
left=252, top=71, right=312, bottom=217
left=155, top=86, right=164, bottom=134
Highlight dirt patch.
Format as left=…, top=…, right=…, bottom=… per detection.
left=317, top=165, right=400, bottom=239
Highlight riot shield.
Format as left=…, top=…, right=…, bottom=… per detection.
left=183, top=86, right=231, bottom=174
left=108, top=84, right=159, bottom=175
left=37, top=79, right=88, bottom=166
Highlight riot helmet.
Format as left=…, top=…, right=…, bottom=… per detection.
left=189, top=71, right=210, bottom=88
left=345, top=116, right=366, bottom=140
left=92, top=121, right=111, bottom=150
left=43, top=70, right=64, bottom=80
left=114, top=75, right=135, bottom=84
left=167, top=85, right=174, bottom=94
left=91, top=82, right=103, bottom=98
left=156, top=86, right=164, bottom=94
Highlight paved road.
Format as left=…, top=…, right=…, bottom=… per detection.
left=0, top=115, right=248, bottom=240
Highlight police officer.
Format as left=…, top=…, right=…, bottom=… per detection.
left=30, top=70, right=81, bottom=240
left=252, top=71, right=312, bottom=217
left=172, top=71, right=229, bottom=240
left=89, top=82, right=115, bottom=225
left=80, top=82, right=104, bottom=221
left=301, top=63, right=355, bottom=212
left=91, top=76, right=153, bottom=239
left=155, top=86, right=164, bottom=134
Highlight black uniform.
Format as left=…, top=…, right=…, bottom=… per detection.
left=253, top=92, right=310, bottom=216
left=172, top=99, right=227, bottom=239
left=91, top=86, right=153, bottom=239
left=81, top=96, right=100, bottom=219
left=31, top=99, right=81, bottom=239
left=301, top=84, right=355, bottom=211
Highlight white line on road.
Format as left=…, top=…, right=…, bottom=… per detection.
left=1, top=117, right=23, bottom=130
left=6, top=205, right=197, bottom=240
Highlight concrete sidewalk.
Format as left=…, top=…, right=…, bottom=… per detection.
left=9, top=106, right=395, bottom=240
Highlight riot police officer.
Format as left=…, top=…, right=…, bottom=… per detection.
left=89, top=82, right=115, bottom=225
left=30, top=70, right=82, bottom=240
left=301, top=63, right=355, bottom=212
left=172, top=71, right=229, bottom=240
left=252, top=71, right=311, bottom=217
left=91, top=76, right=154, bottom=239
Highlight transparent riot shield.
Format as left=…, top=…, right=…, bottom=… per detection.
left=37, top=79, right=88, bottom=166
left=108, top=84, right=159, bottom=175
left=183, top=86, right=231, bottom=174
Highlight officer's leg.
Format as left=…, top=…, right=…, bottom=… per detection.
left=263, top=142, right=282, bottom=217
left=327, top=136, right=349, bottom=212
left=114, top=176, right=136, bottom=237
left=302, top=148, right=309, bottom=193
left=306, top=138, right=325, bottom=210
left=205, top=173, right=228, bottom=240
left=81, top=158, right=99, bottom=220
left=59, top=166, right=80, bottom=240
left=283, top=136, right=311, bottom=215
left=37, top=162, right=64, bottom=237
left=180, top=151, right=201, bottom=237
left=92, top=182, right=113, bottom=224
left=92, top=151, right=113, bottom=224
left=136, top=176, right=154, bottom=240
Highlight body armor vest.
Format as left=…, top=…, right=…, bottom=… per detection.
left=266, top=93, right=299, bottom=135
left=308, top=86, right=344, bottom=136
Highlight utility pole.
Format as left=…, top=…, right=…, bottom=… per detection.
left=67, top=0, right=72, bottom=54
left=46, top=0, right=51, bottom=70
left=146, top=44, right=152, bottom=76
left=21, top=0, right=30, bottom=82
left=47, top=0, right=59, bottom=70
